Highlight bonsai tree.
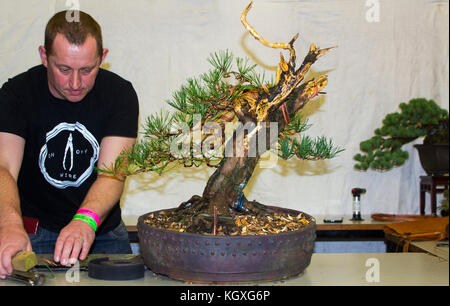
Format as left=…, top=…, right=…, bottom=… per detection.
left=354, top=98, right=449, bottom=171
left=102, top=2, right=342, bottom=235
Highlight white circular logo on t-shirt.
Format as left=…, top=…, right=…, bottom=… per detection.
left=39, top=122, right=99, bottom=189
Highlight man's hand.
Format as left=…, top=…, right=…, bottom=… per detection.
left=0, top=226, right=32, bottom=279
left=0, top=133, right=29, bottom=278
left=53, top=136, right=136, bottom=266
left=53, top=219, right=95, bottom=266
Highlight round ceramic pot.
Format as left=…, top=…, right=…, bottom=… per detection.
left=137, top=206, right=316, bottom=284
left=414, top=144, right=449, bottom=175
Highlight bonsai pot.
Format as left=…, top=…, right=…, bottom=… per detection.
left=414, top=144, right=449, bottom=175
left=137, top=206, right=316, bottom=284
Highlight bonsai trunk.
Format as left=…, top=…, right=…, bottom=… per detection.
left=202, top=155, right=260, bottom=215
left=176, top=124, right=265, bottom=221
left=175, top=87, right=311, bottom=224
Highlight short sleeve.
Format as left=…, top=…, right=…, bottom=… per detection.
left=102, top=80, right=139, bottom=138
left=0, top=78, right=27, bottom=139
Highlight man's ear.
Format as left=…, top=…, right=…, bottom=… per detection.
left=100, top=48, right=109, bottom=66
left=38, top=46, right=48, bottom=68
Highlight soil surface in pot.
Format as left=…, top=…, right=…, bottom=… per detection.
left=142, top=202, right=312, bottom=236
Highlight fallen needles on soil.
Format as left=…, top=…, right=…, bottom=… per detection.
left=143, top=211, right=312, bottom=236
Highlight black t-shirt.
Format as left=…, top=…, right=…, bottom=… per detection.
left=0, top=65, right=139, bottom=235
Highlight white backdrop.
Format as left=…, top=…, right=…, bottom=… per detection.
left=1, top=0, right=448, bottom=218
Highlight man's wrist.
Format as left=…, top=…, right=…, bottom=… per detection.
left=0, top=221, right=27, bottom=235
left=76, top=208, right=100, bottom=227
left=72, top=208, right=100, bottom=232
left=0, top=214, right=25, bottom=230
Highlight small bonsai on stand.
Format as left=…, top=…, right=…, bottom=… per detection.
left=354, top=98, right=449, bottom=172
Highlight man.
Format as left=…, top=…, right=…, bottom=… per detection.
left=0, top=10, right=139, bottom=278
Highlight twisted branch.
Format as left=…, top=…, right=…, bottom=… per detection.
left=240, top=1, right=336, bottom=123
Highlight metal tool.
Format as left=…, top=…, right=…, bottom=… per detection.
left=6, top=251, right=45, bottom=286
left=8, top=270, right=45, bottom=286
left=34, top=263, right=88, bottom=272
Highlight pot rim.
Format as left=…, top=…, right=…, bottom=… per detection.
left=137, top=207, right=316, bottom=239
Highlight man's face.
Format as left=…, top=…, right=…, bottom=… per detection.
left=39, top=33, right=108, bottom=102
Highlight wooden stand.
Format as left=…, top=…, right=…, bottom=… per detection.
left=420, top=175, right=449, bottom=216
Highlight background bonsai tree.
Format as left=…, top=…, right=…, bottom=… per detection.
left=102, top=2, right=343, bottom=234
left=354, top=98, right=449, bottom=171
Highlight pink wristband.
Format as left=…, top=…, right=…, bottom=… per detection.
left=76, top=208, right=100, bottom=227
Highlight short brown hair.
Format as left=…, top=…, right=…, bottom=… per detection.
left=45, top=10, right=103, bottom=58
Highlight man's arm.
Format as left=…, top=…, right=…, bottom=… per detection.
left=0, top=132, right=32, bottom=278
left=53, top=136, right=135, bottom=265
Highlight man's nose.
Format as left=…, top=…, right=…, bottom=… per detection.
left=69, top=71, right=82, bottom=89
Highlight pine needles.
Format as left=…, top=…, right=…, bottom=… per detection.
left=99, top=50, right=343, bottom=176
